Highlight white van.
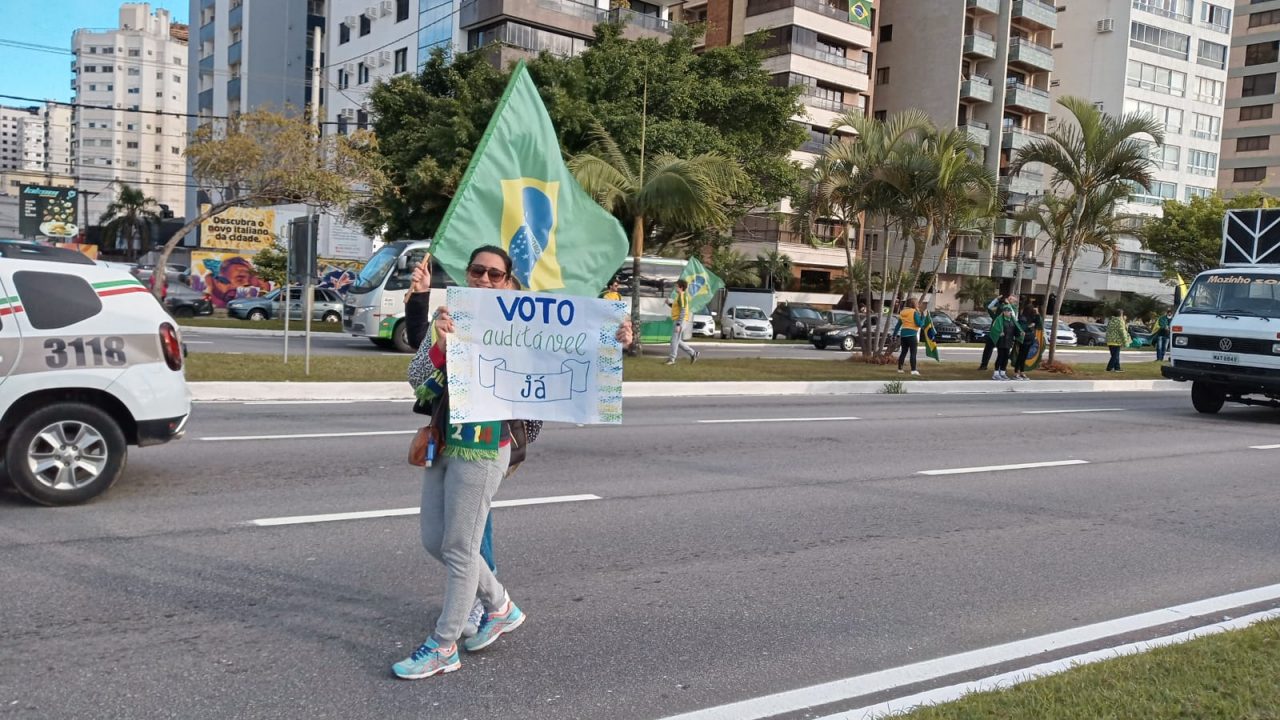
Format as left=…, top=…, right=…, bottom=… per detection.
left=0, top=243, right=191, bottom=505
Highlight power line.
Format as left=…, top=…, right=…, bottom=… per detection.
left=0, top=93, right=226, bottom=120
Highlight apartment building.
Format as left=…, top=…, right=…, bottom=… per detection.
left=72, top=3, right=189, bottom=222
left=0, top=106, right=47, bottom=173
left=43, top=104, right=74, bottom=178
left=683, top=0, right=874, bottom=293
left=1220, top=1, right=1280, bottom=197
left=1053, top=0, right=1230, bottom=301
left=329, top=0, right=420, bottom=133
left=0, top=104, right=74, bottom=197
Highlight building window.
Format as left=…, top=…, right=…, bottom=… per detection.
left=1191, top=112, right=1220, bottom=140
left=128, top=67, right=140, bottom=75
left=1185, top=185, right=1213, bottom=201
left=467, top=21, right=589, bottom=57
left=1125, top=98, right=1183, bottom=135
left=339, top=22, right=350, bottom=44
left=360, top=14, right=371, bottom=36
left=126, top=141, right=138, bottom=149
left=1199, top=3, right=1231, bottom=31
left=394, top=47, right=408, bottom=74
left=171, top=146, right=180, bottom=155
left=357, top=109, right=369, bottom=130
left=875, top=67, right=889, bottom=85
left=1234, top=167, right=1267, bottom=183
left=1129, top=179, right=1178, bottom=204
left=1144, top=141, right=1180, bottom=170
left=1240, top=104, right=1275, bottom=121
left=358, top=62, right=370, bottom=84
left=1245, top=41, right=1279, bottom=67
left=1238, top=136, right=1271, bottom=152
left=1242, top=73, right=1277, bottom=98
left=397, top=0, right=410, bottom=21
left=337, top=69, right=348, bottom=89
left=1129, top=22, right=1189, bottom=60
left=128, top=49, right=139, bottom=57
left=1187, top=149, right=1217, bottom=176
left=1251, top=9, right=1280, bottom=28
left=1195, top=76, right=1224, bottom=105
left=879, top=24, right=892, bottom=42
left=1126, top=60, right=1185, bottom=97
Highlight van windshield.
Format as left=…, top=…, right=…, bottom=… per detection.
left=350, top=245, right=401, bottom=294
left=1182, top=272, right=1280, bottom=318
left=735, top=307, right=767, bottom=320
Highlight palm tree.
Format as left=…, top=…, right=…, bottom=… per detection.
left=707, top=246, right=760, bottom=287
left=1013, top=193, right=1074, bottom=303
left=99, top=184, right=161, bottom=260
left=569, top=122, right=748, bottom=350
left=956, top=276, right=997, bottom=310
left=756, top=249, right=793, bottom=290
left=1008, top=96, right=1164, bottom=363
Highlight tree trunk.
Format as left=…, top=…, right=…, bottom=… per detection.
left=153, top=199, right=247, bottom=300
left=926, top=228, right=951, bottom=308
left=1047, top=239, right=1078, bottom=366
left=629, top=215, right=645, bottom=356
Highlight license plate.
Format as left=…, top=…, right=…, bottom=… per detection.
left=1212, top=353, right=1240, bottom=364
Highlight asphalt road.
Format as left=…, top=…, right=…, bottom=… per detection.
left=4, top=391, right=1279, bottom=719
left=182, top=326, right=1154, bottom=363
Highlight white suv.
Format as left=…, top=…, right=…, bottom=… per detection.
left=0, top=243, right=191, bottom=505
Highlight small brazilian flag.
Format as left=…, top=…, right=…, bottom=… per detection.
left=430, top=62, right=628, bottom=296
left=919, top=313, right=940, bottom=362
left=1026, top=326, right=1046, bottom=370
left=850, top=0, right=873, bottom=28
left=671, top=257, right=724, bottom=313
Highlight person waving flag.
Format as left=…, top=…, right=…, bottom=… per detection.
left=918, top=306, right=940, bottom=362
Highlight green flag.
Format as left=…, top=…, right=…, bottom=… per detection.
left=850, top=0, right=872, bottom=28
left=669, top=257, right=724, bottom=313
left=431, top=62, right=628, bottom=296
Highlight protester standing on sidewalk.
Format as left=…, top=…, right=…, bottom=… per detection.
left=1012, top=299, right=1042, bottom=380
left=1105, top=309, right=1131, bottom=372
left=666, top=278, right=699, bottom=365
left=1155, top=308, right=1173, bottom=362
left=989, top=304, right=1022, bottom=380
left=893, top=298, right=923, bottom=376
left=978, top=293, right=1015, bottom=370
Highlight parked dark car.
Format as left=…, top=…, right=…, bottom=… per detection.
left=954, top=312, right=992, bottom=342
left=929, top=311, right=963, bottom=343
left=810, top=311, right=859, bottom=351
left=772, top=303, right=826, bottom=340
left=163, top=284, right=213, bottom=318
left=1069, top=321, right=1107, bottom=346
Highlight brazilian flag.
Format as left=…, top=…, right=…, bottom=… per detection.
left=430, top=62, right=628, bottom=295
left=919, top=313, right=940, bottom=362
left=670, top=257, right=724, bottom=313
left=1026, top=326, right=1046, bottom=370
left=850, top=0, right=873, bottom=28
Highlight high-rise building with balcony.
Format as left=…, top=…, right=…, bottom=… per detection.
left=688, top=0, right=875, bottom=293
left=329, top=0, right=420, bottom=134
left=460, top=0, right=682, bottom=68
left=1220, top=2, right=1280, bottom=197
left=1053, top=0, right=1230, bottom=301
left=72, top=3, right=190, bottom=222
left=873, top=0, right=1055, bottom=309
left=0, top=105, right=47, bottom=173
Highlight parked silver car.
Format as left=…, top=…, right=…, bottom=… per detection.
left=279, top=287, right=345, bottom=323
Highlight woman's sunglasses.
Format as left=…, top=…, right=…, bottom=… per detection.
left=467, top=264, right=508, bottom=282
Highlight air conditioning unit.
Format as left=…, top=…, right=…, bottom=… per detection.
left=365, top=6, right=379, bottom=19
left=378, top=50, right=392, bottom=65
left=380, top=0, right=394, bottom=16
left=339, top=108, right=357, bottom=121
left=365, top=55, right=378, bottom=67
left=343, top=62, right=356, bottom=75
left=1096, top=18, right=1114, bottom=33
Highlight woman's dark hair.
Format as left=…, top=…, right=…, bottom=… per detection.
left=468, top=245, right=513, bottom=274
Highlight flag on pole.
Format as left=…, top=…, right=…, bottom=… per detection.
left=430, top=62, right=628, bottom=295
left=849, top=0, right=873, bottom=28
left=669, top=257, right=724, bottom=313
left=919, top=313, right=940, bottom=362
left=1174, top=273, right=1189, bottom=307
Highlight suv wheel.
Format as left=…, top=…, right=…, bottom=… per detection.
left=1190, top=381, right=1226, bottom=415
left=5, top=402, right=128, bottom=506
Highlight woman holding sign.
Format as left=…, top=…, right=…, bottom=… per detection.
left=395, top=246, right=632, bottom=680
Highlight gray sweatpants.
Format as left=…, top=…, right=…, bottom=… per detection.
left=668, top=320, right=696, bottom=360
left=420, top=443, right=510, bottom=645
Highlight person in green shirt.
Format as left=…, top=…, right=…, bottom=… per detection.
left=1155, top=308, right=1173, bottom=362
left=1105, top=309, right=1131, bottom=372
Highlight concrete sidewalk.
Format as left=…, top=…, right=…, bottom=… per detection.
left=190, top=378, right=1182, bottom=402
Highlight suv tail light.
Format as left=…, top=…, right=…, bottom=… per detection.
left=160, top=322, right=184, bottom=371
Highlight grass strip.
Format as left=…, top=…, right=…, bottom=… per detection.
left=178, top=317, right=343, bottom=333
left=185, top=352, right=1166, bottom=383
left=898, top=617, right=1280, bottom=719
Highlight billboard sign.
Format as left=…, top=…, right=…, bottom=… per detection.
left=19, top=184, right=79, bottom=239
left=199, top=204, right=276, bottom=252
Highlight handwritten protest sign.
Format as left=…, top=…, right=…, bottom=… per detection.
left=445, top=287, right=627, bottom=425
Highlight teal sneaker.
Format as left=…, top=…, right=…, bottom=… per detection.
left=391, top=636, right=460, bottom=680
left=462, top=598, right=525, bottom=652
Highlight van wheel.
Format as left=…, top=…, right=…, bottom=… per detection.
left=5, top=402, right=128, bottom=506
left=392, top=320, right=413, bottom=353
left=371, top=338, right=394, bottom=349
left=1191, top=381, right=1226, bottom=415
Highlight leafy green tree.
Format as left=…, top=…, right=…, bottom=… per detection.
left=1008, top=96, right=1164, bottom=364
left=707, top=246, right=760, bottom=287
left=358, top=24, right=805, bottom=243
left=956, top=276, right=997, bottom=310
left=1139, top=191, right=1280, bottom=282
left=252, top=244, right=289, bottom=288
left=98, top=184, right=161, bottom=259
left=756, top=249, right=793, bottom=289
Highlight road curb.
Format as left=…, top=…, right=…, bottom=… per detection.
left=189, top=379, right=1183, bottom=402
left=179, top=325, right=346, bottom=338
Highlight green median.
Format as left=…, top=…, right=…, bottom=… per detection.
left=178, top=317, right=343, bottom=333
left=185, top=353, right=1166, bottom=383
left=898, top=618, right=1280, bottom=719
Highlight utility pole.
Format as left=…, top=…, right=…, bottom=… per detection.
left=304, top=23, right=322, bottom=377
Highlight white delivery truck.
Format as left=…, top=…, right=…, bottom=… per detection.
left=1162, top=209, right=1280, bottom=414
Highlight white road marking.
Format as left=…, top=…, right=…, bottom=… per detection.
left=918, top=459, right=1089, bottom=476
left=1250, top=444, right=1280, bottom=450
left=656, top=582, right=1280, bottom=720
left=200, top=429, right=416, bottom=442
left=184, top=340, right=215, bottom=344
left=697, top=416, right=861, bottom=424
left=248, top=494, right=602, bottom=526
left=817, top=608, right=1280, bottom=720
left=1021, top=408, right=1124, bottom=415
